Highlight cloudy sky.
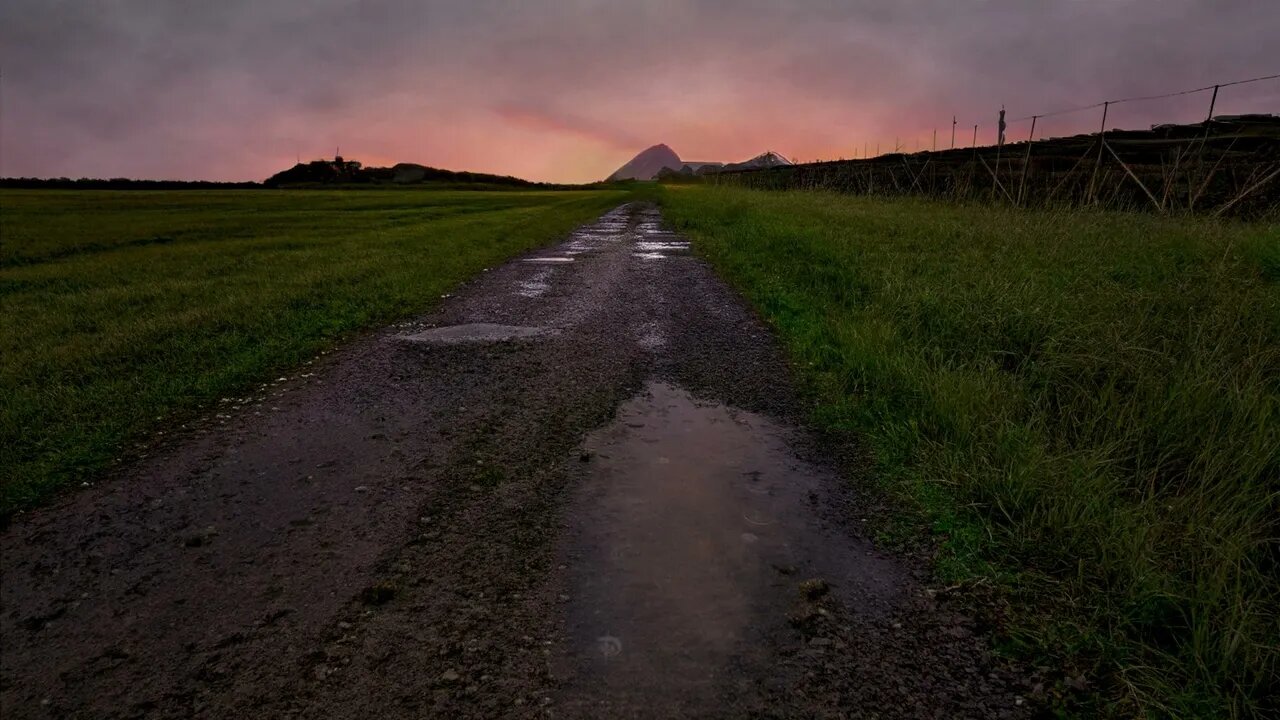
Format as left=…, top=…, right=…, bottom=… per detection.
left=1, top=0, right=1276, bottom=183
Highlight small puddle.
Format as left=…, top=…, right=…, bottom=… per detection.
left=635, top=241, right=690, bottom=253
left=555, top=382, right=902, bottom=713
left=522, top=257, right=575, bottom=264
left=515, top=269, right=553, bottom=298
left=516, top=281, right=551, bottom=298
left=398, top=323, right=557, bottom=344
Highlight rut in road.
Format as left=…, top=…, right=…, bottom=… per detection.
left=1, top=204, right=1030, bottom=719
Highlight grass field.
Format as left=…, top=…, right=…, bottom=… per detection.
left=659, top=186, right=1279, bottom=717
left=0, top=188, right=628, bottom=516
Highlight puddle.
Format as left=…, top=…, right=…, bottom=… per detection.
left=516, top=281, right=551, bottom=297
left=522, top=257, right=575, bottom=264
left=555, top=382, right=902, bottom=713
left=635, top=241, right=690, bottom=253
left=632, top=252, right=668, bottom=260
left=515, top=269, right=553, bottom=298
left=398, top=323, right=558, bottom=344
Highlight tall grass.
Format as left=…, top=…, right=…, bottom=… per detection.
left=0, top=188, right=627, bottom=515
left=660, top=185, right=1279, bottom=717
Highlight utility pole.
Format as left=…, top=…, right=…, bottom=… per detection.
left=951, top=116, right=957, bottom=149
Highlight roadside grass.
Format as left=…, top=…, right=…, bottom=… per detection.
left=0, top=188, right=628, bottom=516
left=659, top=185, right=1279, bottom=718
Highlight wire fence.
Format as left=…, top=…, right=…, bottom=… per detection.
left=706, top=72, right=1280, bottom=216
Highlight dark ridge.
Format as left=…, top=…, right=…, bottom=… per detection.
left=0, top=178, right=260, bottom=190
left=263, top=157, right=568, bottom=189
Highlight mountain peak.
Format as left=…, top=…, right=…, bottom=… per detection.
left=719, top=150, right=794, bottom=172
left=605, top=145, right=794, bottom=181
left=607, top=144, right=682, bottom=181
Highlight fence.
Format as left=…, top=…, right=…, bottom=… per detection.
left=706, top=73, right=1280, bottom=217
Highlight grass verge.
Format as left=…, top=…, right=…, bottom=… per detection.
left=1, top=188, right=628, bottom=516
left=659, top=185, right=1279, bottom=718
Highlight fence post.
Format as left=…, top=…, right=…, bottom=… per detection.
left=1190, top=84, right=1223, bottom=205
left=994, top=106, right=1007, bottom=199
left=1018, top=115, right=1038, bottom=206
left=1088, top=101, right=1110, bottom=204
left=970, top=125, right=979, bottom=199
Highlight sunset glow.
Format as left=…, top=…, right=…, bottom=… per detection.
left=2, top=1, right=1275, bottom=183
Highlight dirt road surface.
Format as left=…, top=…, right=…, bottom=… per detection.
left=1, top=204, right=1031, bottom=718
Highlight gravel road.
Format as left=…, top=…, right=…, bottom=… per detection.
left=1, top=203, right=1031, bottom=718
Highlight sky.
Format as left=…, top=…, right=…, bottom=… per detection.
left=1, top=0, right=1276, bottom=183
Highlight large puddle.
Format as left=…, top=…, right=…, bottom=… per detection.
left=554, top=382, right=902, bottom=714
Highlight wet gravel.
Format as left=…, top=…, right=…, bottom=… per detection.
left=0, top=203, right=1034, bottom=718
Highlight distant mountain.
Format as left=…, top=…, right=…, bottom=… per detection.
left=607, top=144, right=683, bottom=181
left=721, top=151, right=793, bottom=172
left=607, top=145, right=793, bottom=181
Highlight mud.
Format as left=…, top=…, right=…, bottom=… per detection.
left=1, top=203, right=1032, bottom=719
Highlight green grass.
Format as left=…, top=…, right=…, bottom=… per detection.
left=0, top=188, right=628, bottom=515
left=659, top=185, right=1279, bottom=718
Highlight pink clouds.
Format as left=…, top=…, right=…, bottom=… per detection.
left=0, top=1, right=1274, bottom=183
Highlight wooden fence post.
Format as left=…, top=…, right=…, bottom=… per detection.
left=1018, top=115, right=1038, bottom=206
left=1192, top=84, right=1222, bottom=204
left=1088, top=101, right=1110, bottom=204
left=970, top=125, right=979, bottom=198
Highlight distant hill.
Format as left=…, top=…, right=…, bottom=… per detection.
left=606, top=145, right=792, bottom=181
left=0, top=178, right=260, bottom=190
left=264, top=157, right=551, bottom=188
left=707, top=114, right=1280, bottom=216
left=607, top=144, right=683, bottom=181
left=721, top=151, right=793, bottom=172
